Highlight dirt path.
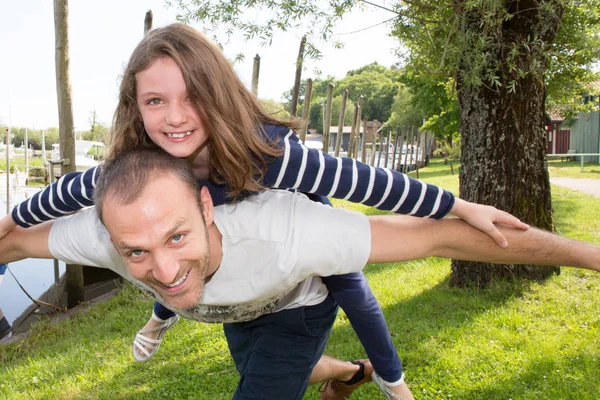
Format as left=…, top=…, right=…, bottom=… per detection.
left=550, top=177, right=600, bottom=198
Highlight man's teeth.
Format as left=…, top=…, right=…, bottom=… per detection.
left=165, top=272, right=189, bottom=288
left=166, top=131, right=192, bottom=138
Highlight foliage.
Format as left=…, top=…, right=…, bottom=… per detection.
left=168, top=0, right=600, bottom=121
left=334, top=63, right=399, bottom=122
left=167, top=0, right=358, bottom=60
left=0, top=127, right=58, bottom=151
left=283, top=63, right=398, bottom=130
left=79, top=122, right=110, bottom=144
left=260, top=98, right=292, bottom=121
left=386, top=84, right=423, bottom=130
left=389, top=0, right=600, bottom=107
left=0, top=156, right=45, bottom=175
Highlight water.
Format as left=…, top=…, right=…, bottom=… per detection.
left=0, top=178, right=66, bottom=326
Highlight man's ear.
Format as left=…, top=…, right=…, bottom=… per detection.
left=199, top=186, right=214, bottom=226
left=109, top=237, right=122, bottom=256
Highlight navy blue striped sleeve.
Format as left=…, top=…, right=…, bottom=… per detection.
left=262, top=125, right=455, bottom=219
left=12, top=166, right=99, bottom=227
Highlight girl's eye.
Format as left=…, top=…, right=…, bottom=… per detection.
left=130, top=249, right=145, bottom=257
left=147, top=98, right=162, bottom=105
left=172, top=234, right=184, bottom=243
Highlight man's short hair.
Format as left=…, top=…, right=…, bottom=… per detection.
left=94, top=148, right=199, bottom=223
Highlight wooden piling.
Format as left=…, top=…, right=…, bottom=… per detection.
left=334, top=89, right=348, bottom=157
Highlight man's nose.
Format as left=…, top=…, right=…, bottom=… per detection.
left=151, top=251, right=180, bottom=284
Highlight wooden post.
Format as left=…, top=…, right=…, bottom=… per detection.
left=41, top=130, right=46, bottom=166
left=299, top=78, right=313, bottom=143
left=24, top=128, right=29, bottom=177
left=384, top=126, right=392, bottom=168
left=289, top=36, right=306, bottom=117
left=41, top=130, right=48, bottom=184
left=361, top=119, right=368, bottom=163
left=54, top=0, right=84, bottom=308
left=353, top=96, right=363, bottom=160
left=403, top=127, right=412, bottom=173
left=334, top=89, right=348, bottom=157
left=376, top=126, right=383, bottom=168
left=396, top=127, right=406, bottom=172
left=370, top=134, right=377, bottom=166
left=392, top=127, right=400, bottom=168
left=415, top=130, right=421, bottom=179
left=322, top=84, right=334, bottom=153
left=5, top=128, right=9, bottom=214
left=144, top=10, right=153, bottom=35
left=348, top=103, right=359, bottom=159
left=251, top=54, right=261, bottom=95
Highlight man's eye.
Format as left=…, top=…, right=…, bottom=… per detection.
left=130, top=250, right=145, bottom=257
left=172, top=234, right=184, bottom=243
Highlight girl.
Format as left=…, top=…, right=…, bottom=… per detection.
left=0, top=24, right=526, bottom=399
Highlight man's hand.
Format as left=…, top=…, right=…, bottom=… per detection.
left=450, top=198, right=529, bottom=248
left=0, top=215, right=17, bottom=240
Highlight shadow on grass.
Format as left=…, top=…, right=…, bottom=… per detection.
left=304, top=263, right=540, bottom=399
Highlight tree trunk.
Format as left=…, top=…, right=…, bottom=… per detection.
left=54, top=0, right=84, bottom=307
left=289, top=36, right=306, bottom=117
left=451, top=2, right=564, bottom=287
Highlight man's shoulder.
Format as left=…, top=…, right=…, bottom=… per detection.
left=214, top=190, right=304, bottom=240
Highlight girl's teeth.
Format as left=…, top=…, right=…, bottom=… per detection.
left=166, top=131, right=192, bottom=138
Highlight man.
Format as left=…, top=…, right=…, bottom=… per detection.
left=1, top=148, right=598, bottom=400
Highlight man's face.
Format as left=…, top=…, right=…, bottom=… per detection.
left=102, top=174, right=211, bottom=310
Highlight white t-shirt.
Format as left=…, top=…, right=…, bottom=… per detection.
left=48, top=190, right=371, bottom=323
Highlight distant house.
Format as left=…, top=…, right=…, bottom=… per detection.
left=562, top=81, right=600, bottom=163
left=545, top=107, right=570, bottom=155
left=327, top=120, right=382, bottom=153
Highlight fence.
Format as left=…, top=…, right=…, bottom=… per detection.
left=546, top=153, right=600, bottom=172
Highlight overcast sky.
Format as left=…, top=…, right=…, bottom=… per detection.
left=0, top=1, right=401, bottom=132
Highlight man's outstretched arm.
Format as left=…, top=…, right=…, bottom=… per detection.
left=368, top=215, right=599, bottom=272
left=0, top=222, right=54, bottom=264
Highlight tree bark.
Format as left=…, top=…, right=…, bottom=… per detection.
left=452, top=1, right=564, bottom=287
left=289, top=36, right=306, bottom=117
left=54, top=0, right=84, bottom=307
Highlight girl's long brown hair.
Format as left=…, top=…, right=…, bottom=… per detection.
left=110, top=23, right=300, bottom=198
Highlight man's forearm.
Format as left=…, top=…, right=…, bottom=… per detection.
left=368, top=215, right=599, bottom=272
left=0, top=223, right=53, bottom=264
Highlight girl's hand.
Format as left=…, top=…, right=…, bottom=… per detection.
left=0, top=215, right=17, bottom=240
left=450, top=198, right=529, bottom=248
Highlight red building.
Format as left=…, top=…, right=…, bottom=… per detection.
left=545, top=109, right=570, bottom=154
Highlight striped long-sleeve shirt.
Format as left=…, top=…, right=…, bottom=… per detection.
left=12, top=124, right=455, bottom=227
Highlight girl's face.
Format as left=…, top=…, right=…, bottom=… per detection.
left=136, top=57, right=207, bottom=160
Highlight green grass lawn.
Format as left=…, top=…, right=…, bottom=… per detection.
left=547, top=158, right=600, bottom=179
left=1, top=158, right=599, bottom=399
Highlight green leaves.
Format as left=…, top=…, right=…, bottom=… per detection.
left=167, top=0, right=357, bottom=56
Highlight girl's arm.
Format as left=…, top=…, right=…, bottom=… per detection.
left=263, top=126, right=453, bottom=218
left=8, top=166, right=100, bottom=229
left=262, top=126, right=527, bottom=246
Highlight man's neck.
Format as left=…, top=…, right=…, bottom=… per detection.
left=206, top=222, right=223, bottom=277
